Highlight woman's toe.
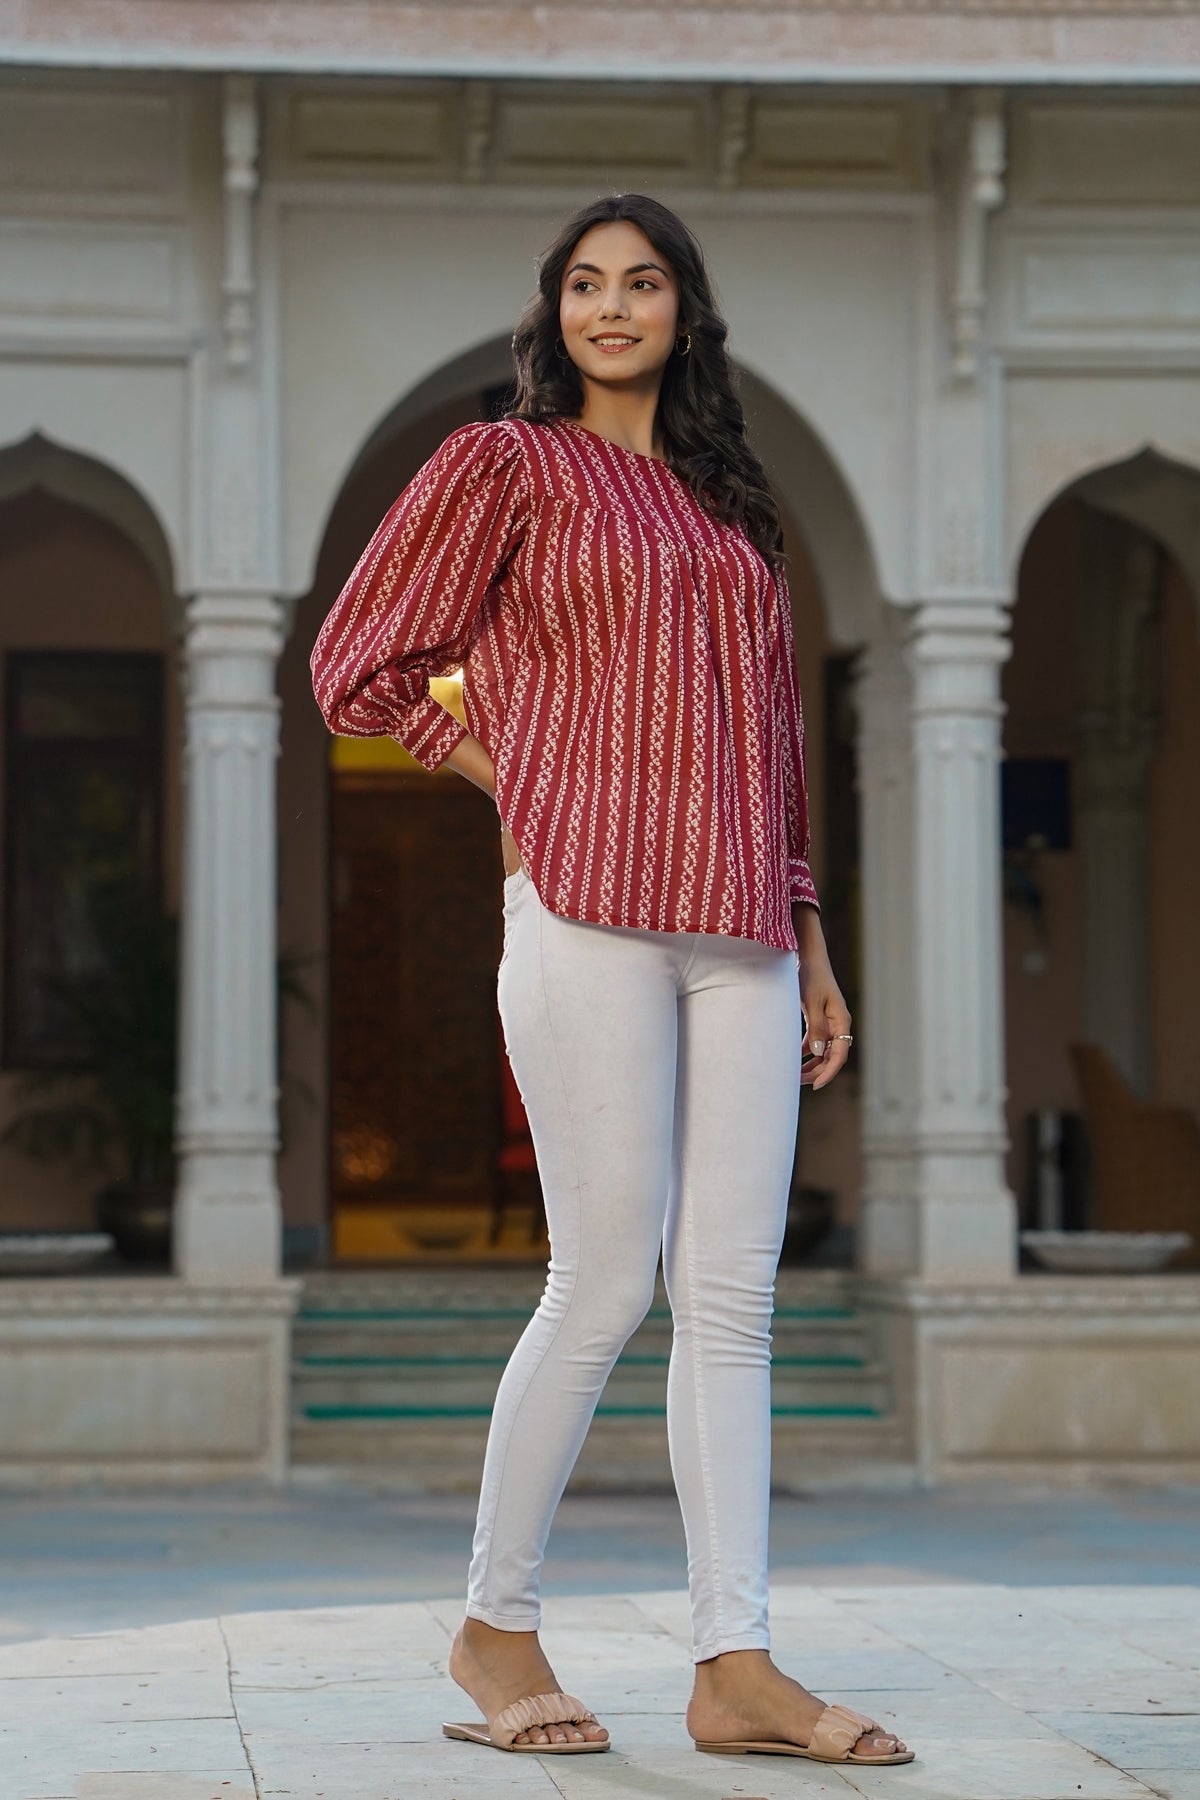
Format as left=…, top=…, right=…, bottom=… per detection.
left=859, top=1729, right=905, bottom=1758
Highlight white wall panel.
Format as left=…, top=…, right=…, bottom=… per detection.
left=276, top=197, right=918, bottom=601
left=0, top=221, right=182, bottom=322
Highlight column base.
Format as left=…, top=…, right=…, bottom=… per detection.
left=175, top=1150, right=282, bottom=1284
left=860, top=1153, right=1018, bottom=1281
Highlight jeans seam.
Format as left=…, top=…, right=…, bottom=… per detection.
left=679, top=1123, right=725, bottom=1655
left=473, top=896, right=583, bottom=1620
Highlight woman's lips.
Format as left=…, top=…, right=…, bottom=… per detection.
left=589, top=336, right=640, bottom=354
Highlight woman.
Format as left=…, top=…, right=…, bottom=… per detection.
left=311, top=194, right=911, bottom=1769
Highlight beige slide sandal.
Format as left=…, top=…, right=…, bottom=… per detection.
left=442, top=1689, right=610, bottom=1754
left=694, top=1701, right=913, bottom=1765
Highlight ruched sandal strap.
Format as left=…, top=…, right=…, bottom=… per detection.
left=490, top=1690, right=598, bottom=1749
left=809, top=1703, right=881, bottom=1761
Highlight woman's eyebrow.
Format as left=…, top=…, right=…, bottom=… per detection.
left=565, top=260, right=671, bottom=279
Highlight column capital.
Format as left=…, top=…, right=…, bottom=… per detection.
left=184, top=592, right=285, bottom=640
left=905, top=598, right=1012, bottom=660
left=905, top=599, right=1011, bottom=719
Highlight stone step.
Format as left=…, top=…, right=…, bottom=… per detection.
left=292, top=1359, right=891, bottom=1417
left=289, top=1270, right=906, bottom=1482
left=290, top=1414, right=914, bottom=1492
left=293, top=1320, right=874, bottom=1362
left=299, top=1269, right=856, bottom=1308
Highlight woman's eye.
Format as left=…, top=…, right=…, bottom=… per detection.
left=632, top=279, right=658, bottom=291
left=571, top=279, right=596, bottom=293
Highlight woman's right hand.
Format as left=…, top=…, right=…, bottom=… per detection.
left=441, top=730, right=524, bottom=877
left=500, top=818, right=525, bottom=879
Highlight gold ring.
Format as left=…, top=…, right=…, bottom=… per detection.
left=831, top=1034, right=854, bottom=1043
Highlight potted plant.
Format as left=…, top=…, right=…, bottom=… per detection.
left=1, top=888, right=313, bottom=1265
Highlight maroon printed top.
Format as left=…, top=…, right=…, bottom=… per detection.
left=310, top=416, right=818, bottom=951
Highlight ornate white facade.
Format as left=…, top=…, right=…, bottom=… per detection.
left=1, top=2, right=1198, bottom=1482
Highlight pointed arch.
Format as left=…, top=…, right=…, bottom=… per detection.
left=297, top=334, right=886, bottom=648
left=0, top=432, right=177, bottom=604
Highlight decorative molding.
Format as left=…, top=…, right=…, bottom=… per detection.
left=221, top=73, right=260, bottom=370
left=274, top=82, right=930, bottom=192
left=1012, top=102, right=1200, bottom=208
left=0, top=1278, right=302, bottom=1317
left=47, top=0, right=1199, bottom=11
left=461, top=79, right=494, bottom=182
left=951, top=87, right=1006, bottom=381
left=856, top=1275, right=1200, bottom=1316
left=8, top=4, right=1197, bottom=87
left=0, top=83, right=181, bottom=205
left=716, top=84, right=749, bottom=191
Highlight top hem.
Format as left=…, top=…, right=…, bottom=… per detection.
left=521, top=876, right=799, bottom=955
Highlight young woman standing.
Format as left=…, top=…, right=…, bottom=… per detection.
left=311, top=194, right=911, bottom=1769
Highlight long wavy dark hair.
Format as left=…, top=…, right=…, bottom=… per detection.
left=508, top=194, right=785, bottom=565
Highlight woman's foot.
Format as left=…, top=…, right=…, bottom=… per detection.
left=448, top=1617, right=609, bottom=1749
left=688, top=1649, right=907, bottom=1760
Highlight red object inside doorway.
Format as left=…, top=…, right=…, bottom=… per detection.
left=497, top=1014, right=537, bottom=1174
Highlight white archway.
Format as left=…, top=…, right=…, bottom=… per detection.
left=1005, top=449, right=1200, bottom=1125
left=297, top=333, right=885, bottom=650
left=0, top=431, right=177, bottom=604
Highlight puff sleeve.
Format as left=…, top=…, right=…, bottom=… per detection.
left=766, top=564, right=820, bottom=912
left=310, top=420, right=527, bottom=773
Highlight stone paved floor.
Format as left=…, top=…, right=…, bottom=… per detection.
left=2, top=1488, right=1199, bottom=1799
left=3, top=1485, right=1199, bottom=1640
left=3, top=1583, right=1199, bottom=1800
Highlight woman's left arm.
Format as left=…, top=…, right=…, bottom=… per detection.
left=767, top=566, right=852, bottom=1090
left=792, top=901, right=853, bottom=1091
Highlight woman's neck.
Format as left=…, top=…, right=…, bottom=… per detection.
left=574, top=381, right=664, bottom=460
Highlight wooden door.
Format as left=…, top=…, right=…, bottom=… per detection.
left=330, top=770, right=505, bottom=1258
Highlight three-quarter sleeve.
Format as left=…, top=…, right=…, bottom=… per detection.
left=767, top=565, right=820, bottom=913
left=310, top=420, right=527, bottom=773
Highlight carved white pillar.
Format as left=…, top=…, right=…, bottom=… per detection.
left=907, top=600, right=1016, bottom=1278
left=174, top=594, right=284, bottom=1284
left=856, top=619, right=919, bottom=1275
left=1075, top=514, right=1160, bottom=1096
left=858, top=601, right=1017, bottom=1280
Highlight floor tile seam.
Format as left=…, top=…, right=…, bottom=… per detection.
left=964, top=1667, right=1163, bottom=1734
left=217, top=1617, right=261, bottom=1800
left=1061, top=1744, right=1183, bottom=1797
left=1032, top=1590, right=1200, bottom=1658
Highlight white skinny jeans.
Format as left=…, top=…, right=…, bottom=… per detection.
left=465, top=863, right=805, bottom=1662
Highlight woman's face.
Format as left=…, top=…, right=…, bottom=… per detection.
left=558, top=220, right=680, bottom=388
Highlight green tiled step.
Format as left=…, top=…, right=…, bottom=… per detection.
left=298, top=1352, right=868, bottom=1367
left=295, top=1358, right=889, bottom=1414
left=297, top=1304, right=857, bottom=1322
left=290, top=1271, right=904, bottom=1481
left=294, top=1313, right=873, bottom=1364
left=301, top=1401, right=885, bottom=1420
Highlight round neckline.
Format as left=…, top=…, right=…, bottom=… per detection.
left=557, top=417, right=672, bottom=470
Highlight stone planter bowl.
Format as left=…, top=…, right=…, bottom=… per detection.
left=0, top=1232, right=115, bottom=1276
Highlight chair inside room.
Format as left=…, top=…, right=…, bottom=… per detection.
left=1069, top=1042, right=1200, bottom=1267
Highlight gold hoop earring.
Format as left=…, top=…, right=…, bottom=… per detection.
left=555, top=336, right=570, bottom=363
left=675, top=332, right=692, bottom=357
